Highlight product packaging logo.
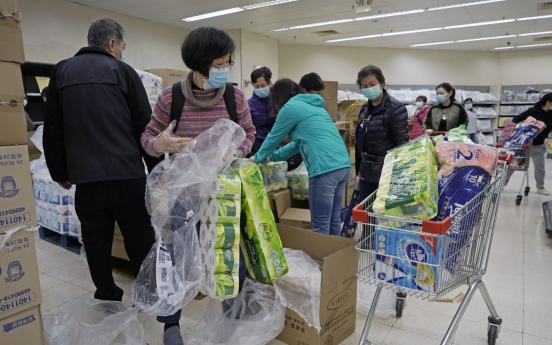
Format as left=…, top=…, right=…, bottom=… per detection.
left=327, top=288, right=353, bottom=310
left=5, top=261, right=25, bottom=283
left=0, top=176, right=19, bottom=199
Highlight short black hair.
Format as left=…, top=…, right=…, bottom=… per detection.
left=251, top=67, right=272, bottom=85
left=87, top=18, right=124, bottom=48
left=464, top=97, right=473, bottom=104
left=181, top=25, right=235, bottom=77
left=271, top=78, right=305, bottom=118
left=299, top=72, right=324, bottom=93
left=536, top=92, right=552, bottom=108
left=41, top=87, right=49, bottom=99
left=416, top=95, right=427, bottom=103
left=357, top=65, right=385, bottom=88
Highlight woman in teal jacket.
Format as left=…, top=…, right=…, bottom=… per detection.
left=250, top=78, right=351, bottom=236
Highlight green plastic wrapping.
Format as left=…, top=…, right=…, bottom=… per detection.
left=373, top=135, right=439, bottom=220
left=258, top=161, right=289, bottom=192
left=286, top=162, right=309, bottom=200
left=214, top=170, right=242, bottom=201
left=233, top=160, right=289, bottom=282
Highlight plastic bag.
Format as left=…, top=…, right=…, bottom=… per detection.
left=286, top=162, right=309, bottom=200
left=356, top=281, right=398, bottom=319
left=183, top=279, right=285, bottom=345
left=373, top=135, right=439, bottom=221
left=43, top=299, right=144, bottom=345
left=258, top=161, right=288, bottom=192
left=133, top=119, right=246, bottom=316
left=273, top=248, right=321, bottom=332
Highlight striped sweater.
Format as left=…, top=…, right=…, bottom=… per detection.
left=141, top=72, right=256, bottom=157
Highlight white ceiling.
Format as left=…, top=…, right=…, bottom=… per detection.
left=68, top=0, right=552, bottom=51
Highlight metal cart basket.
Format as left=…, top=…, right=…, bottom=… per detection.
left=495, top=127, right=532, bottom=205
left=352, top=158, right=509, bottom=345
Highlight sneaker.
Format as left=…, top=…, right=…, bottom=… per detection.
left=537, top=189, right=550, bottom=195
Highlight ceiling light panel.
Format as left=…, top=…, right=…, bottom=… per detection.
left=270, top=0, right=509, bottom=32
left=494, top=47, right=514, bottom=50
left=517, top=43, right=552, bottom=48
left=444, top=19, right=515, bottom=29
left=410, top=41, right=454, bottom=47
left=517, top=14, right=552, bottom=21
left=183, top=0, right=298, bottom=22
left=456, top=34, right=515, bottom=42
left=518, top=31, right=552, bottom=36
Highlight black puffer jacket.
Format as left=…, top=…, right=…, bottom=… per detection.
left=355, top=89, right=409, bottom=180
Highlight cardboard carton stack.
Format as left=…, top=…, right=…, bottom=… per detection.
left=0, top=1, right=45, bottom=343
left=146, top=68, right=190, bottom=89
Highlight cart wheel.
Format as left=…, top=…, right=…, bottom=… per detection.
left=396, top=298, right=405, bottom=318
left=487, top=325, right=498, bottom=345
left=516, top=195, right=522, bottom=205
left=525, top=187, right=530, bottom=196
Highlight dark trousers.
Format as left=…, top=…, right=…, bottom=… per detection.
left=75, top=178, right=156, bottom=301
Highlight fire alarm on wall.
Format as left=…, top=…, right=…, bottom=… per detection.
left=355, top=0, right=373, bottom=13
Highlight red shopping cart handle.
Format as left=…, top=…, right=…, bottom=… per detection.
left=430, top=131, right=446, bottom=136
left=352, top=204, right=452, bottom=235
left=498, top=153, right=513, bottom=165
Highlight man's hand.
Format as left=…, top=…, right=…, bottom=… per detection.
left=57, top=181, right=72, bottom=190
left=152, top=123, right=191, bottom=154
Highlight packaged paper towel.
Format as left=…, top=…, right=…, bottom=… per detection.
left=135, top=69, right=163, bottom=111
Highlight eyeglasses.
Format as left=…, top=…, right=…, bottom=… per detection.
left=211, top=61, right=235, bottom=71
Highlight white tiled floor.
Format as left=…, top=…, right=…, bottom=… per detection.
left=36, top=162, right=552, bottom=345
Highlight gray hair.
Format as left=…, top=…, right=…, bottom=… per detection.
left=87, top=18, right=124, bottom=48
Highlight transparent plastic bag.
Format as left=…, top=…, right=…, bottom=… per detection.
left=286, top=162, right=309, bottom=200
left=184, top=279, right=285, bottom=345
left=133, top=119, right=246, bottom=316
left=258, top=161, right=288, bottom=192
left=43, top=299, right=144, bottom=345
left=273, top=248, right=321, bottom=332
left=356, top=281, right=396, bottom=319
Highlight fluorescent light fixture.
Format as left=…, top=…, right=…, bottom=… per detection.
left=517, top=43, right=552, bottom=48
left=494, top=46, right=514, bottom=50
left=272, top=19, right=353, bottom=32
left=445, top=19, right=514, bottom=29
left=428, top=0, right=506, bottom=11
left=183, top=7, right=244, bottom=21
left=382, top=28, right=442, bottom=37
left=183, top=0, right=298, bottom=22
left=243, top=0, right=297, bottom=10
left=326, top=34, right=382, bottom=43
left=355, top=9, right=425, bottom=21
left=518, top=31, right=552, bottom=36
left=271, top=0, right=507, bottom=32
left=456, top=34, right=515, bottom=42
left=410, top=41, right=454, bottom=47
left=517, top=14, right=552, bottom=21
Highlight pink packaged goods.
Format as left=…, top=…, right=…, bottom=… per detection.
left=503, top=116, right=546, bottom=148
left=435, top=141, right=499, bottom=178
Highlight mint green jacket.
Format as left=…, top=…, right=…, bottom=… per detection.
left=254, top=94, right=350, bottom=178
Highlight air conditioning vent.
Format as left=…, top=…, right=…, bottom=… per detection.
left=312, top=30, right=340, bottom=36
left=538, top=2, right=552, bottom=11
left=534, top=36, right=552, bottom=42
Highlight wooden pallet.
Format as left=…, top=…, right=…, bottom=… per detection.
left=38, top=226, right=81, bottom=254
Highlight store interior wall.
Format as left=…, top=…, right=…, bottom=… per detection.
left=498, top=48, right=552, bottom=86
left=226, top=29, right=242, bottom=88
left=240, top=30, right=279, bottom=98
left=19, top=0, right=189, bottom=71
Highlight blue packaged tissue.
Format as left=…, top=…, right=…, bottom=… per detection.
left=375, top=226, right=447, bottom=293
left=434, top=166, right=489, bottom=272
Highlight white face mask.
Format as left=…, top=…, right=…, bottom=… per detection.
left=415, top=102, right=423, bottom=109
left=23, top=99, right=28, bottom=107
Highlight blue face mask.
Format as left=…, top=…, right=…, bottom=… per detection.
left=362, top=85, right=382, bottom=101
left=436, top=94, right=448, bottom=104
left=254, top=86, right=270, bottom=98
left=115, top=42, right=125, bottom=62
left=204, top=67, right=230, bottom=90
left=465, top=103, right=473, bottom=110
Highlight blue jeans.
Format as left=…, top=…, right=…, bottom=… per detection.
left=309, top=167, right=351, bottom=236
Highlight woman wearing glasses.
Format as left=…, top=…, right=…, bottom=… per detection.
left=140, top=25, right=254, bottom=345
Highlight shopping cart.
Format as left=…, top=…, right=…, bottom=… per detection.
left=495, top=127, right=532, bottom=205
left=352, top=157, right=510, bottom=345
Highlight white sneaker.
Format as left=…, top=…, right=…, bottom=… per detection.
left=537, top=188, right=550, bottom=195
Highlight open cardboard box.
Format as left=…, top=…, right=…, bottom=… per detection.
left=146, top=68, right=189, bottom=88
left=322, top=81, right=338, bottom=122
left=272, top=189, right=311, bottom=229
left=276, top=224, right=358, bottom=345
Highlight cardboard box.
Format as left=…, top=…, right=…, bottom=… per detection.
left=0, top=145, right=36, bottom=232
left=273, top=189, right=311, bottom=229
left=0, top=2, right=25, bottom=64
left=112, top=223, right=129, bottom=261
left=276, top=224, right=358, bottom=345
left=267, top=188, right=289, bottom=222
left=0, top=229, right=41, bottom=319
left=349, top=147, right=355, bottom=164
left=26, top=132, right=40, bottom=161
left=0, top=62, right=26, bottom=146
left=345, top=177, right=355, bottom=207
left=336, top=100, right=364, bottom=122
left=0, top=305, right=45, bottom=344
left=322, top=81, right=338, bottom=122
left=146, top=68, right=189, bottom=89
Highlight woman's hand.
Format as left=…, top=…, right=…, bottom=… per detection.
left=249, top=156, right=270, bottom=163
left=354, top=176, right=360, bottom=191
left=425, top=129, right=434, bottom=135
left=152, top=123, right=191, bottom=154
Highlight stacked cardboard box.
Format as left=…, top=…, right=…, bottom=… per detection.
left=322, top=81, right=338, bottom=122
left=0, top=1, right=44, bottom=343
left=146, top=68, right=190, bottom=89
